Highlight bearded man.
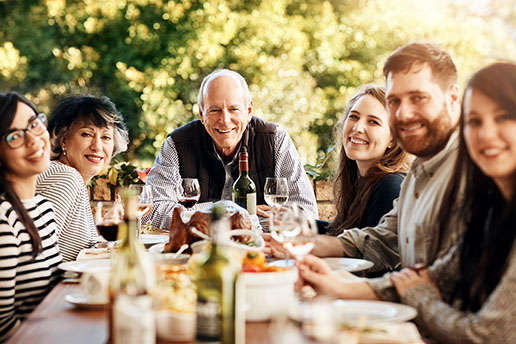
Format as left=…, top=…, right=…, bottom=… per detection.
left=265, top=42, right=463, bottom=300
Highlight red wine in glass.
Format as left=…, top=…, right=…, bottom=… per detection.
left=178, top=198, right=198, bottom=208
left=176, top=178, right=201, bottom=209
left=96, top=221, right=119, bottom=242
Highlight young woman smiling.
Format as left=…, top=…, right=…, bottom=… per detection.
left=0, top=92, right=61, bottom=340
left=326, top=84, right=412, bottom=235
left=36, top=95, right=129, bottom=261
left=389, top=62, right=516, bottom=343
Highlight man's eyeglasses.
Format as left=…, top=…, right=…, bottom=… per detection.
left=2, top=113, right=48, bottom=149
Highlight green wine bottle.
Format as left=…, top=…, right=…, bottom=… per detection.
left=195, top=205, right=241, bottom=343
left=232, top=147, right=257, bottom=215
left=108, top=189, right=156, bottom=344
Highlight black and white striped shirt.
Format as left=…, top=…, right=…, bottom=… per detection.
left=36, top=161, right=97, bottom=262
left=0, top=195, right=62, bottom=341
left=145, top=126, right=318, bottom=230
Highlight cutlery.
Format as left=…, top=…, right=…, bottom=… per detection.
left=189, top=226, right=211, bottom=241
left=172, top=244, right=189, bottom=258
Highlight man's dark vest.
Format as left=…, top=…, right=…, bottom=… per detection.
left=170, top=117, right=276, bottom=204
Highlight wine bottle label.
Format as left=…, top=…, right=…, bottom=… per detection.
left=196, top=298, right=221, bottom=341
left=246, top=192, right=256, bottom=215
left=232, top=192, right=256, bottom=215
left=113, top=294, right=155, bottom=344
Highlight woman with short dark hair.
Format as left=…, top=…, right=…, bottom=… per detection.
left=36, top=95, right=129, bottom=261
left=0, top=92, right=61, bottom=340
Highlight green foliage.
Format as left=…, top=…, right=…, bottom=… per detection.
left=1, top=0, right=516, bottom=169
left=304, top=145, right=336, bottom=181
left=89, top=162, right=143, bottom=191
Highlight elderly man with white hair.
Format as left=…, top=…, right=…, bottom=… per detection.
left=145, top=69, right=317, bottom=230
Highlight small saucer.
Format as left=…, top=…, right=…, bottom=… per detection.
left=65, top=293, right=107, bottom=310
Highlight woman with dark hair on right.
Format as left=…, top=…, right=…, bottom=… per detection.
left=389, top=62, right=516, bottom=343
left=0, top=92, right=61, bottom=340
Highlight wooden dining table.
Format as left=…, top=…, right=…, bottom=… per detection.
left=6, top=281, right=313, bottom=344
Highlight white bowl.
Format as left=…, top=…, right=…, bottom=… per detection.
left=225, top=229, right=265, bottom=255
left=241, top=268, right=298, bottom=321
left=190, top=240, right=208, bottom=254
left=156, top=310, right=195, bottom=341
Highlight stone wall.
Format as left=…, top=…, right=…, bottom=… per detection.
left=314, top=180, right=336, bottom=222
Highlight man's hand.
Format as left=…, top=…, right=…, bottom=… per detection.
left=256, top=204, right=271, bottom=218
left=390, top=265, right=440, bottom=298
left=262, top=233, right=287, bottom=258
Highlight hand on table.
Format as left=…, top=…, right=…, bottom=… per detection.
left=262, top=233, right=287, bottom=258
left=390, top=264, right=440, bottom=297
left=256, top=204, right=272, bottom=218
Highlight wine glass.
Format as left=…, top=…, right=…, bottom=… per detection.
left=176, top=178, right=201, bottom=209
left=128, top=184, right=153, bottom=236
left=282, top=208, right=317, bottom=262
left=269, top=203, right=299, bottom=266
left=264, top=177, right=289, bottom=207
left=95, top=201, right=124, bottom=253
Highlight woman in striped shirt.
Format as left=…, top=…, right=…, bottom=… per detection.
left=36, top=95, right=129, bottom=261
left=0, top=92, right=62, bottom=341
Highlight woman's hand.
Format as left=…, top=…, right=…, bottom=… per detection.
left=295, top=254, right=344, bottom=298
left=262, top=233, right=287, bottom=258
left=390, top=265, right=440, bottom=297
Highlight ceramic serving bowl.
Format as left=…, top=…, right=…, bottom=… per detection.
left=190, top=229, right=265, bottom=256
left=241, top=267, right=298, bottom=321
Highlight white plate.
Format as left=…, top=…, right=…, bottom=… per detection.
left=290, top=300, right=417, bottom=324
left=322, top=257, right=374, bottom=272
left=65, top=293, right=107, bottom=310
left=58, top=259, right=111, bottom=273
left=139, top=234, right=168, bottom=247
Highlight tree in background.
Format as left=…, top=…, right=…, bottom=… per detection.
left=1, top=0, right=515, bottom=175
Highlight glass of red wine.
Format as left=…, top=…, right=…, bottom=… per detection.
left=95, top=201, right=124, bottom=253
left=176, top=178, right=201, bottom=209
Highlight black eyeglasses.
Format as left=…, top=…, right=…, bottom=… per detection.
left=2, top=113, right=48, bottom=149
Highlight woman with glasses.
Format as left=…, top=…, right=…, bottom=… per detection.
left=36, top=95, right=129, bottom=261
left=0, top=92, right=62, bottom=341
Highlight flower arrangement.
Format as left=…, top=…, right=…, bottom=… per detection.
left=89, top=162, right=151, bottom=200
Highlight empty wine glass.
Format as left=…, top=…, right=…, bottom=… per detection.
left=176, top=178, right=201, bottom=209
left=128, top=184, right=153, bottom=236
left=95, top=201, right=124, bottom=253
left=264, top=177, right=289, bottom=207
left=269, top=203, right=299, bottom=266
left=282, top=208, right=317, bottom=262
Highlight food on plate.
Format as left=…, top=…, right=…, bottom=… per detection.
left=242, top=251, right=288, bottom=273
left=154, top=264, right=196, bottom=313
left=165, top=201, right=253, bottom=253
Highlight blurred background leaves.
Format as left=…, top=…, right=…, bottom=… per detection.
left=1, top=0, right=515, bottom=178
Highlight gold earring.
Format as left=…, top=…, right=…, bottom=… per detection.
left=62, top=148, right=67, bottom=156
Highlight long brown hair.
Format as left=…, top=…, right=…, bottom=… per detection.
left=0, top=92, right=43, bottom=257
left=437, top=62, right=516, bottom=311
left=328, top=85, right=411, bottom=235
